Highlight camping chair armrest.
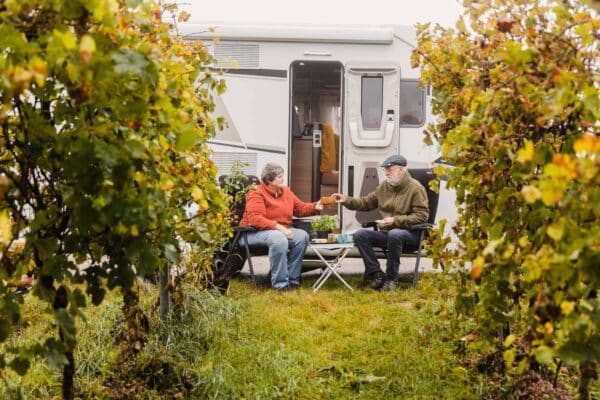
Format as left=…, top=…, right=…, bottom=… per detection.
left=361, top=221, right=379, bottom=231
left=362, top=222, right=434, bottom=232
left=409, top=223, right=433, bottom=231
left=235, top=225, right=258, bottom=233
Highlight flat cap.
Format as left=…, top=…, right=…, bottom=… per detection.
left=380, top=154, right=407, bottom=168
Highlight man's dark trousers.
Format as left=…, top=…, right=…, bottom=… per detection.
left=353, top=228, right=421, bottom=280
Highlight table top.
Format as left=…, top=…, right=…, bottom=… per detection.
left=308, top=241, right=354, bottom=249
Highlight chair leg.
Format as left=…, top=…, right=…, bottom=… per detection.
left=412, top=230, right=427, bottom=287
left=242, top=236, right=257, bottom=287
left=222, top=231, right=243, bottom=277
left=412, top=254, right=421, bottom=287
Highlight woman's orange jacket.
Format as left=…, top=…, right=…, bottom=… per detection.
left=240, top=182, right=317, bottom=230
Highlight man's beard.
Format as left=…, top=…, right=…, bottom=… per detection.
left=386, top=173, right=402, bottom=186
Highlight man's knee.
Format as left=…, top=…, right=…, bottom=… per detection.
left=353, top=229, right=369, bottom=243
left=387, top=229, right=411, bottom=243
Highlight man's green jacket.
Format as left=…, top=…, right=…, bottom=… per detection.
left=343, top=172, right=429, bottom=230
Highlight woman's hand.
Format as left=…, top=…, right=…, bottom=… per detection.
left=276, top=224, right=294, bottom=239
left=315, top=200, right=323, bottom=211
left=331, top=193, right=347, bottom=203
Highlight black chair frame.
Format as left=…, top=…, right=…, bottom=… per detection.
left=213, top=174, right=266, bottom=289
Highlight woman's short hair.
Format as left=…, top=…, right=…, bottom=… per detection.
left=261, top=162, right=284, bottom=184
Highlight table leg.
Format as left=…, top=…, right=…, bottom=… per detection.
left=312, top=248, right=353, bottom=292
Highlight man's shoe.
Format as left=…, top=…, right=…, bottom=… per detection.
left=381, top=279, right=397, bottom=292
left=369, top=272, right=385, bottom=290
left=359, top=274, right=373, bottom=289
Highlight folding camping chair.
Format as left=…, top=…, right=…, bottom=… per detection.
left=212, top=174, right=267, bottom=290
left=362, top=168, right=444, bottom=286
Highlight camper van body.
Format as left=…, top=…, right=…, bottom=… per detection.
left=180, top=22, right=456, bottom=233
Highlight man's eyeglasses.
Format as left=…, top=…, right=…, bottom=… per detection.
left=382, top=165, right=404, bottom=171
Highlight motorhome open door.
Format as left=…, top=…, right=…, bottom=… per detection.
left=342, top=63, right=400, bottom=233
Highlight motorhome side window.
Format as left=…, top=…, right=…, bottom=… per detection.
left=400, top=80, right=425, bottom=126
left=361, top=76, right=383, bottom=130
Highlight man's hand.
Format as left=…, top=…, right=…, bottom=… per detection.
left=331, top=193, right=348, bottom=203
left=375, top=217, right=395, bottom=228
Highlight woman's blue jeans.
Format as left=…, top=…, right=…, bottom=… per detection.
left=243, top=228, right=309, bottom=290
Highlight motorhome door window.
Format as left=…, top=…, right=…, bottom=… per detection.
left=361, top=76, right=383, bottom=130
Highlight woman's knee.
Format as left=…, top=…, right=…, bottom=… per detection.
left=269, top=232, right=289, bottom=253
left=296, top=229, right=309, bottom=244
left=288, top=229, right=309, bottom=252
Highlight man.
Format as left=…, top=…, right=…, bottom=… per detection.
left=332, top=155, right=429, bottom=291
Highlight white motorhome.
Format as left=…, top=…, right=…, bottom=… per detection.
left=180, top=22, right=456, bottom=233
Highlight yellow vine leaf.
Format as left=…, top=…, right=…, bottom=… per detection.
left=516, top=140, right=534, bottom=163
left=574, top=133, right=599, bottom=155
left=552, top=154, right=577, bottom=179
left=546, top=223, right=564, bottom=241
left=79, top=35, right=96, bottom=55
left=560, top=301, right=575, bottom=316
left=518, top=235, right=530, bottom=248
left=521, top=185, right=541, bottom=203
left=0, top=209, right=12, bottom=245
left=470, top=256, right=485, bottom=280
left=191, top=186, right=203, bottom=202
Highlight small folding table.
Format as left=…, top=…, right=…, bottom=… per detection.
left=308, top=242, right=354, bottom=292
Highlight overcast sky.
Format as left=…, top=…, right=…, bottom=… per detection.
left=180, top=0, right=464, bottom=28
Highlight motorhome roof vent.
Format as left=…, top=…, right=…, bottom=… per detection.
left=212, top=151, right=258, bottom=176
left=213, top=43, right=260, bottom=69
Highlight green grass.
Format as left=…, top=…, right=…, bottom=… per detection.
left=2, top=273, right=597, bottom=399
left=196, top=275, right=478, bottom=400
left=1, top=287, right=124, bottom=399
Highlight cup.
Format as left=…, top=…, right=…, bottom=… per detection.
left=337, top=233, right=348, bottom=244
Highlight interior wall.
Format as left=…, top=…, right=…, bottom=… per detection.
left=318, top=96, right=341, bottom=133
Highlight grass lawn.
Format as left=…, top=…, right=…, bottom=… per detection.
left=197, top=274, right=477, bottom=399
left=3, top=272, right=594, bottom=399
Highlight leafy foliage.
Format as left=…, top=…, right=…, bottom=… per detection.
left=414, top=0, right=599, bottom=391
left=220, top=160, right=255, bottom=218
left=310, top=215, right=340, bottom=233
left=0, top=0, right=229, bottom=396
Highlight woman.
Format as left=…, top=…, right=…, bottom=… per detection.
left=240, top=162, right=323, bottom=291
